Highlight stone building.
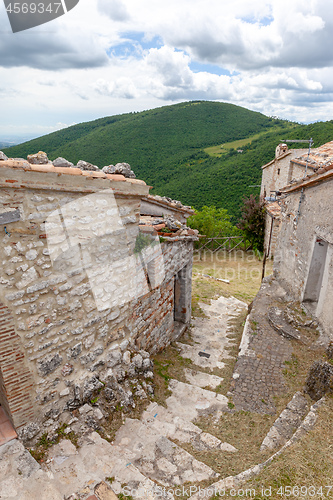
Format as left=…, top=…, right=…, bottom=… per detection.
left=261, top=142, right=328, bottom=257
left=272, top=141, right=333, bottom=342
left=261, top=144, right=308, bottom=257
left=260, top=144, right=308, bottom=200
left=0, top=153, right=197, bottom=439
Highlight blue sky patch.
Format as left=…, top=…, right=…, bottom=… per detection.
left=239, top=15, right=274, bottom=26
left=108, top=32, right=163, bottom=59
left=189, top=62, right=235, bottom=77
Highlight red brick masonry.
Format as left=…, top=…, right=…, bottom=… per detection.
left=0, top=302, right=34, bottom=428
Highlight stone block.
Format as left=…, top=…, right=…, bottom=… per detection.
left=107, top=350, right=122, bottom=368
left=67, top=342, right=82, bottom=359
left=82, top=376, right=104, bottom=401
left=37, top=353, right=63, bottom=376
left=326, top=342, right=333, bottom=360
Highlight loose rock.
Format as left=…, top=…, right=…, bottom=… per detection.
left=102, top=162, right=136, bottom=178
left=27, top=151, right=49, bottom=164
left=52, top=157, right=75, bottom=168
left=76, top=160, right=99, bottom=171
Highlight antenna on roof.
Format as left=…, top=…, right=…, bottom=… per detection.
left=280, top=138, right=313, bottom=177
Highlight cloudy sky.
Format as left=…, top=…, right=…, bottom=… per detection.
left=1, top=0, right=333, bottom=140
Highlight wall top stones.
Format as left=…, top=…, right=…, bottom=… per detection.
left=0, top=158, right=149, bottom=197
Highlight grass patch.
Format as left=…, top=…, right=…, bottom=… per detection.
left=118, top=493, right=134, bottom=500
left=204, top=126, right=298, bottom=158
left=192, top=249, right=273, bottom=307
left=101, top=393, right=152, bottom=443
left=176, top=410, right=274, bottom=479
left=152, top=344, right=193, bottom=407
left=246, top=396, right=333, bottom=499
left=29, top=424, right=79, bottom=463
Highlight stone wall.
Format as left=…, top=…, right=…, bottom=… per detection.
left=274, top=178, right=333, bottom=341
left=261, top=149, right=310, bottom=199
left=0, top=164, right=194, bottom=432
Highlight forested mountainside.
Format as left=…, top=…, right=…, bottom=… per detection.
left=4, top=101, right=333, bottom=220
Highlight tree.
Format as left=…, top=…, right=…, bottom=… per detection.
left=188, top=205, right=238, bottom=238
left=237, top=195, right=266, bottom=252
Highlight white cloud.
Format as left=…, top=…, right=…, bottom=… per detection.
left=94, top=77, right=139, bottom=99
left=97, top=0, right=130, bottom=21
left=1, top=0, right=333, bottom=137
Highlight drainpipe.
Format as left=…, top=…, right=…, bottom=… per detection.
left=304, top=138, right=314, bottom=178
left=262, top=215, right=275, bottom=281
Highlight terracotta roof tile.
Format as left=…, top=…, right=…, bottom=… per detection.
left=266, top=201, right=281, bottom=217
left=281, top=163, right=333, bottom=193
left=278, top=140, right=333, bottom=193
left=53, top=166, right=83, bottom=176
left=291, top=140, right=333, bottom=169
left=30, top=164, right=56, bottom=173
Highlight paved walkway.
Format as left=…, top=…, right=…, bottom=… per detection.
left=229, top=279, right=294, bottom=415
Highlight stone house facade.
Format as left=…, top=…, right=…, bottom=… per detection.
left=261, top=144, right=308, bottom=257
left=0, top=155, right=196, bottom=437
left=272, top=141, right=333, bottom=342
left=261, top=142, right=328, bottom=257
left=260, top=144, right=307, bottom=201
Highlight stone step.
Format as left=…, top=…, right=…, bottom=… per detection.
left=176, top=341, right=226, bottom=370
left=260, top=392, right=309, bottom=451
left=0, top=439, right=63, bottom=499
left=205, top=296, right=247, bottom=316
left=175, top=295, right=246, bottom=379
left=142, top=403, right=237, bottom=452
left=165, top=379, right=229, bottom=421
left=46, top=433, right=173, bottom=499
left=112, top=418, right=218, bottom=487
left=183, top=368, right=224, bottom=390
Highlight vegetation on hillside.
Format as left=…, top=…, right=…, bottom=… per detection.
left=4, top=101, right=333, bottom=220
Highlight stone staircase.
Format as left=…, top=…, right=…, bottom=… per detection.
left=0, top=296, right=247, bottom=500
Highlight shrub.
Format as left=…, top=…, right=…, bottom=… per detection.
left=237, top=195, right=265, bottom=252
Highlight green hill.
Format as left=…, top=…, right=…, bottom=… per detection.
left=4, top=101, right=333, bottom=221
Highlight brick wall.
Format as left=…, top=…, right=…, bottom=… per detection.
left=0, top=302, right=34, bottom=427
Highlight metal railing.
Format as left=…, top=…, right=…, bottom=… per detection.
left=196, top=235, right=250, bottom=254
